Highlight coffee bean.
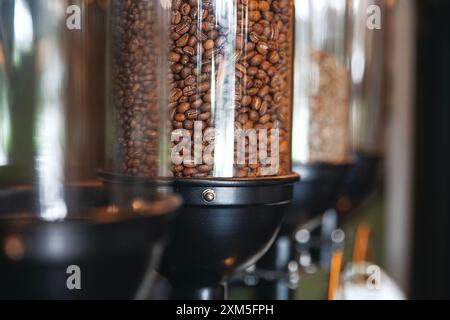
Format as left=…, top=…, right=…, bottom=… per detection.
left=176, top=33, right=189, bottom=47
left=186, top=109, right=199, bottom=120
left=169, top=51, right=181, bottom=62
left=251, top=96, right=262, bottom=110
left=175, top=21, right=190, bottom=35
left=259, top=1, right=270, bottom=11
left=250, top=54, right=264, bottom=66
left=172, top=10, right=181, bottom=24
left=238, top=113, right=249, bottom=124
left=174, top=113, right=186, bottom=122
left=260, top=101, right=269, bottom=115
left=180, top=3, right=191, bottom=16
left=177, top=102, right=190, bottom=113
left=203, top=39, right=215, bottom=50
left=248, top=1, right=259, bottom=11
left=183, top=46, right=195, bottom=56
left=249, top=110, right=259, bottom=121
left=242, top=95, right=252, bottom=107
left=173, top=121, right=183, bottom=129
left=170, top=88, right=183, bottom=102
left=248, top=11, right=262, bottom=22
left=258, top=85, right=270, bottom=98
left=256, top=42, right=270, bottom=55
left=199, top=82, right=209, bottom=93
left=183, top=85, right=196, bottom=96
left=259, top=114, right=271, bottom=124
left=269, top=51, right=280, bottom=64
left=260, top=60, right=271, bottom=71
left=183, top=119, right=194, bottom=130
left=188, top=35, right=197, bottom=47
left=184, top=74, right=196, bottom=85
left=199, top=112, right=211, bottom=121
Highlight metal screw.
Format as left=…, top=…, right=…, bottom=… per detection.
left=202, top=189, right=215, bottom=202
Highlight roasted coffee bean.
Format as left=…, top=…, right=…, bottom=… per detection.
left=186, top=109, right=199, bottom=120
left=199, top=112, right=211, bottom=121
left=260, top=60, right=271, bottom=71
left=249, top=110, right=259, bottom=121
left=183, top=119, right=194, bottom=130
left=183, top=46, right=195, bottom=56
left=170, top=88, right=183, bottom=102
left=176, top=102, right=191, bottom=113
left=174, top=113, right=186, bottom=122
left=259, top=1, right=270, bottom=11
left=242, top=95, right=252, bottom=107
left=176, top=33, right=189, bottom=47
left=169, top=51, right=181, bottom=62
left=172, top=10, right=181, bottom=24
left=248, top=11, right=261, bottom=22
left=184, top=74, right=196, bottom=85
left=180, top=3, right=191, bottom=15
left=250, top=54, right=264, bottom=66
left=259, top=114, right=271, bottom=124
left=258, top=85, right=270, bottom=98
left=256, top=41, right=270, bottom=55
left=269, top=51, right=281, bottom=64
left=175, top=21, right=190, bottom=35
left=183, top=85, right=196, bottom=96
left=248, top=0, right=259, bottom=11
left=259, top=101, right=269, bottom=116
left=251, top=96, right=262, bottom=110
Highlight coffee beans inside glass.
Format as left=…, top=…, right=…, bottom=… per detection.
left=106, top=0, right=295, bottom=179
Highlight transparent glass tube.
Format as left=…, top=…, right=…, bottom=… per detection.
left=0, top=0, right=109, bottom=183
left=106, top=0, right=172, bottom=178
left=0, top=0, right=108, bottom=220
left=349, top=0, right=386, bottom=155
left=293, top=0, right=352, bottom=165
left=169, top=0, right=294, bottom=178
left=107, top=0, right=295, bottom=179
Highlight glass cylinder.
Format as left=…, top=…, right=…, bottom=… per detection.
left=292, top=0, right=352, bottom=165
left=0, top=0, right=177, bottom=220
left=0, top=0, right=107, bottom=190
left=349, top=0, right=386, bottom=155
left=107, top=0, right=295, bottom=179
left=106, top=0, right=171, bottom=178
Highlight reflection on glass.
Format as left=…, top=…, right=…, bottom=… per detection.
left=349, top=0, right=386, bottom=154
left=211, top=0, right=237, bottom=178
left=0, top=43, right=11, bottom=166
left=12, top=0, right=34, bottom=66
left=32, top=1, right=66, bottom=221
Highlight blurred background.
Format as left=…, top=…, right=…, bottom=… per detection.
left=293, top=0, right=450, bottom=300
left=228, top=0, right=450, bottom=300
